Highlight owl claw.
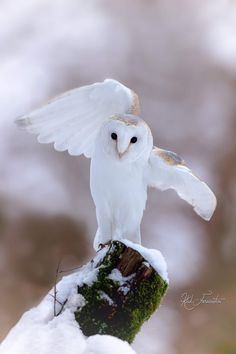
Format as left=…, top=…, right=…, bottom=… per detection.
left=98, top=241, right=112, bottom=251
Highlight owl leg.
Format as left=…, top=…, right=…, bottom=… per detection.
left=93, top=228, right=112, bottom=250
left=93, top=211, right=113, bottom=250
left=128, top=228, right=141, bottom=244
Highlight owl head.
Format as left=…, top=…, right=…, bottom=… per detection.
left=95, top=114, right=153, bottom=163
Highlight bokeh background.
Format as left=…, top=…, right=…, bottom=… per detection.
left=0, top=1, right=236, bottom=353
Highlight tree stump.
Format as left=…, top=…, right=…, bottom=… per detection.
left=74, top=241, right=168, bottom=343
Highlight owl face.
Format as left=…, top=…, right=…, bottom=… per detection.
left=97, top=115, right=153, bottom=163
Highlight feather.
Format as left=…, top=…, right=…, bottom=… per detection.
left=16, top=79, right=139, bottom=158
left=148, top=147, right=217, bottom=220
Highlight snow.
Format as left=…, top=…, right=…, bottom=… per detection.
left=49, top=246, right=108, bottom=315
left=0, top=308, right=136, bottom=354
left=119, top=285, right=130, bottom=296
left=98, top=291, right=114, bottom=306
left=85, top=335, right=136, bottom=354
left=108, top=269, right=135, bottom=284
left=121, top=239, right=169, bottom=283
left=108, top=269, right=135, bottom=296
left=0, top=245, right=136, bottom=354
left=142, top=261, right=151, bottom=268
left=0, top=309, right=86, bottom=354
left=0, top=241, right=167, bottom=353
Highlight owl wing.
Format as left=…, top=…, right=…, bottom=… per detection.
left=147, top=147, right=217, bottom=220
left=16, top=79, right=140, bottom=158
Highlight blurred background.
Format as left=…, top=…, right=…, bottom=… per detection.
left=0, top=0, right=236, bottom=353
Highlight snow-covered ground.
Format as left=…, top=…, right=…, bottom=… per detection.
left=0, top=245, right=137, bottom=354
left=0, top=240, right=169, bottom=353
left=0, top=308, right=136, bottom=354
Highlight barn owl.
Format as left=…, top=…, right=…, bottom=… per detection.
left=16, top=79, right=217, bottom=250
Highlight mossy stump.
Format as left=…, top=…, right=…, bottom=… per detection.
left=74, top=241, right=168, bottom=343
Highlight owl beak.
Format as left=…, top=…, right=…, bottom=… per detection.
left=118, top=151, right=125, bottom=158
left=117, top=149, right=127, bottom=159
left=117, top=141, right=129, bottom=158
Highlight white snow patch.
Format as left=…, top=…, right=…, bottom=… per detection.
left=142, top=261, right=151, bottom=268
left=0, top=245, right=136, bottom=354
left=108, top=269, right=135, bottom=296
left=0, top=306, right=135, bottom=354
left=67, top=293, right=87, bottom=312
left=119, top=285, right=130, bottom=296
left=48, top=246, right=108, bottom=315
left=98, top=291, right=114, bottom=306
left=84, top=334, right=136, bottom=354
left=0, top=308, right=86, bottom=354
left=121, top=239, right=169, bottom=283
left=108, top=269, right=135, bottom=284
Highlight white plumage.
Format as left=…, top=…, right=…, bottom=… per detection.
left=16, top=79, right=217, bottom=249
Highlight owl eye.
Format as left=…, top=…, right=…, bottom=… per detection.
left=130, top=136, right=137, bottom=143
left=111, top=133, right=117, bottom=140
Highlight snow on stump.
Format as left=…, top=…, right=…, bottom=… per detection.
left=75, top=240, right=168, bottom=343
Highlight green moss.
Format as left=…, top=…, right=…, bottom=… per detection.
left=74, top=241, right=168, bottom=343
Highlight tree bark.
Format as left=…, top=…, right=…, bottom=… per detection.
left=74, top=241, right=168, bottom=343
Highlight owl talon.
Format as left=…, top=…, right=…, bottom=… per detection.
left=98, top=241, right=112, bottom=250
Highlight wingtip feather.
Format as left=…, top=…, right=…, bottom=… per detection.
left=195, top=189, right=217, bottom=221
left=15, top=116, right=31, bottom=129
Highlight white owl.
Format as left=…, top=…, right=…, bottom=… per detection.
left=16, top=79, right=217, bottom=250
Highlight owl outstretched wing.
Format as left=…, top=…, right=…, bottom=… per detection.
left=148, top=147, right=217, bottom=220
left=16, top=79, right=140, bottom=158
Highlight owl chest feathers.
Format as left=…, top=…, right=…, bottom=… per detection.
left=90, top=155, right=148, bottom=221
